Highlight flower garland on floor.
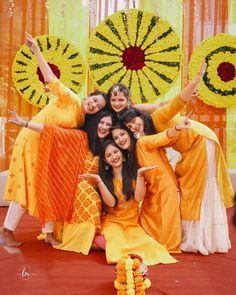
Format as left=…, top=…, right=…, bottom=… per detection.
left=88, top=9, right=182, bottom=104
left=12, top=35, right=86, bottom=108
left=188, top=33, right=236, bottom=108
left=114, top=254, right=151, bottom=295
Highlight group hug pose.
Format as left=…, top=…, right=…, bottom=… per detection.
left=0, top=33, right=234, bottom=265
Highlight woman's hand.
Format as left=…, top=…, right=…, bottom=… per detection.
left=25, top=32, right=38, bottom=53
left=8, top=110, right=27, bottom=127
left=175, top=116, right=191, bottom=131
left=192, top=61, right=207, bottom=85
left=137, top=165, right=158, bottom=177
left=78, top=173, right=102, bottom=184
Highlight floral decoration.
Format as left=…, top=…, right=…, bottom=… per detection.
left=12, top=35, right=86, bottom=108
left=188, top=33, right=236, bottom=108
left=114, top=254, right=151, bottom=295
left=88, top=9, right=182, bottom=104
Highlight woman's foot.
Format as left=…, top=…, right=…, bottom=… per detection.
left=0, top=226, right=22, bottom=247
left=45, top=233, right=60, bottom=246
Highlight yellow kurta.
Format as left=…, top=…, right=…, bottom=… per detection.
left=151, top=95, right=234, bottom=220
left=136, top=132, right=181, bottom=253
left=102, top=179, right=178, bottom=265
left=4, top=78, right=85, bottom=216
left=54, top=152, right=102, bottom=255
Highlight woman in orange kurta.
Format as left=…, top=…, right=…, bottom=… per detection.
left=80, top=139, right=178, bottom=265
left=112, top=119, right=189, bottom=253
left=0, top=33, right=108, bottom=247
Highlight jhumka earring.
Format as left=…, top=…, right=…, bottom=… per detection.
left=127, top=100, right=131, bottom=109
left=105, top=163, right=109, bottom=170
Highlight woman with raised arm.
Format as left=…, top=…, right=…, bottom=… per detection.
left=0, top=33, right=108, bottom=247
left=121, top=64, right=233, bottom=255
left=79, top=139, right=177, bottom=265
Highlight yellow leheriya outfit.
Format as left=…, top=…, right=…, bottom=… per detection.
left=54, top=152, right=103, bottom=255
left=151, top=95, right=233, bottom=254
left=136, top=131, right=181, bottom=253
left=4, top=78, right=85, bottom=217
left=101, top=179, right=177, bottom=265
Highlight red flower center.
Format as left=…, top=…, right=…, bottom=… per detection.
left=122, top=46, right=145, bottom=70
left=217, top=62, right=235, bottom=82
left=37, top=63, right=61, bottom=84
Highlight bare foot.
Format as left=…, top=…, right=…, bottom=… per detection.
left=0, top=226, right=22, bottom=247
left=45, top=233, right=60, bottom=246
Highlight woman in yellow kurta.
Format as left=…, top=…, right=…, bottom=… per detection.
left=80, top=139, right=178, bottom=265
left=121, top=68, right=233, bottom=255
left=0, top=33, right=108, bottom=247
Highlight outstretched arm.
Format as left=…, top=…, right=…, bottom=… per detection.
left=134, top=100, right=170, bottom=113
left=134, top=166, right=158, bottom=202
left=25, top=32, right=54, bottom=83
left=8, top=110, right=44, bottom=133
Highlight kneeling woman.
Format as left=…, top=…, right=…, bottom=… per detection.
left=80, top=140, right=177, bottom=265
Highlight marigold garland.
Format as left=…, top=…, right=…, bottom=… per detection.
left=114, top=254, right=151, bottom=295
left=12, top=35, right=86, bottom=108
left=188, top=33, right=236, bottom=108
left=88, top=9, right=182, bottom=104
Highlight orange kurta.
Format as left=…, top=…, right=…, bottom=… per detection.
left=136, top=131, right=181, bottom=253
left=101, top=179, right=177, bottom=265
left=54, top=152, right=103, bottom=255
left=4, top=77, right=85, bottom=217
left=151, top=95, right=234, bottom=220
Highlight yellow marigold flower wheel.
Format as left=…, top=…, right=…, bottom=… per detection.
left=12, top=35, right=86, bottom=108
left=189, top=33, right=236, bottom=108
left=88, top=9, right=182, bottom=104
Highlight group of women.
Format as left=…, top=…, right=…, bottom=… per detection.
left=0, top=33, right=234, bottom=266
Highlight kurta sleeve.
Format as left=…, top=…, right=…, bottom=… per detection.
left=151, top=95, right=186, bottom=130
left=46, top=77, right=82, bottom=106
left=138, top=131, right=173, bottom=150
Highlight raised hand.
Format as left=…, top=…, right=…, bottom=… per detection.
left=175, top=116, right=191, bottom=131
left=25, top=32, right=38, bottom=53
left=78, top=173, right=102, bottom=184
left=8, top=110, right=27, bottom=127
left=193, top=61, right=207, bottom=84
left=137, top=165, right=158, bottom=177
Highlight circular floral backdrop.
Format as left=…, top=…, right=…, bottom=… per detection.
left=189, top=33, right=236, bottom=108
left=88, top=9, right=182, bottom=103
left=12, top=35, right=86, bottom=108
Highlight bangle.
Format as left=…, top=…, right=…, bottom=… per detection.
left=175, top=126, right=180, bottom=131
left=25, top=121, right=29, bottom=128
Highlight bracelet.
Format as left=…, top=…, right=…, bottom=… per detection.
left=175, top=126, right=180, bottom=131
left=25, top=121, right=29, bottom=128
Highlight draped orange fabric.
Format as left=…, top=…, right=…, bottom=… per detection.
left=36, top=125, right=88, bottom=223
left=183, top=0, right=228, bottom=156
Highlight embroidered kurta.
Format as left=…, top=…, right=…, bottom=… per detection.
left=151, top=95, right=234, bottom=220
left=54, top=152, right=103, bottom=255
left=102, top=179, right=178, bottom=265
left=136, top=131, right=181, bottom=253
left=4, top=78, right=85, bottom=217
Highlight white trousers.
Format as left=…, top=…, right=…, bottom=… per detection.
left=4, top=201, right=54, bottom=233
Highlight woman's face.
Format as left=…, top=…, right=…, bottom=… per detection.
left=97, top=116, right=112, bottom=139
left=83, top=94, right=106, bottom=115
left=125, top=116, right=144, bottom=135
left=110, top=92, right=128, bottom=113
left=112, top=128, right=131, bottom=150
left=104, top=144, right=123, bottom=168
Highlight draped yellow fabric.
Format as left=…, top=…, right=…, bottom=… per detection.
left=48, top=0, right=89, bottom=99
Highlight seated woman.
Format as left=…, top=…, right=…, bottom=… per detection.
left=79, top=139, right=178, bottom=265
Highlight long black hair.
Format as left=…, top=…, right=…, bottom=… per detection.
left=83, top=109, right=114, bottom=155
left=99, top=139, right=135, bottom=208
left=89, top=90, right=109, bottom=107
left=111, top=120, right=138, bottom=178
left=119, top=108, right=156, bottom=135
